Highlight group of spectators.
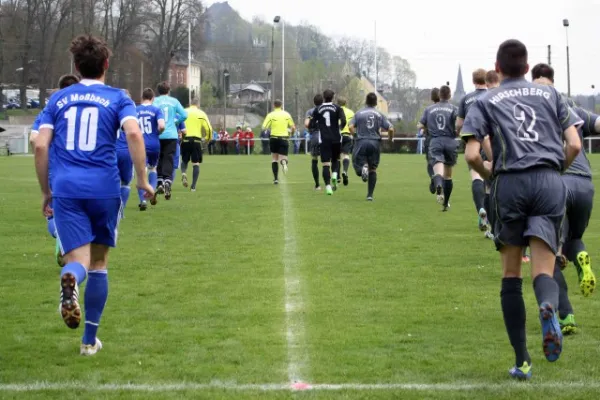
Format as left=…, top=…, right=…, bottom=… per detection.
left=207, top=125, right=255, bottom=155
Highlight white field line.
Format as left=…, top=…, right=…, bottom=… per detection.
left=280, top=179, right=309, bottom=385
left=2, top=381, right=600, bottom=392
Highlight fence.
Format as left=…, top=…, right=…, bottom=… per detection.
left=0, top=126, right=28, bottom=155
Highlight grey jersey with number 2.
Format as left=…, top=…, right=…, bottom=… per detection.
left=350, top=107, right=391, bottom=140
left=420, top=101, right=458, bottom=138
left=462, top=77, right=582, bottom=174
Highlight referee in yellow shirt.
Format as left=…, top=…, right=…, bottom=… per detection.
left=181, top=100, right=213, bottom=192
left=262, top=99, right=295, bottom=184
left=338, top=97, right=355, bottom=186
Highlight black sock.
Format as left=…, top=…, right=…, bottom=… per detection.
left=181, top=162, right=188, bottom=174
left=565, top=239, right=585, bottom=264
left=433, top=174, right=444, bottom=192
left=533, top=274, right=559, bottom=311
left=427, top=163, right=434, bottom=178
left=501, top=278, right=531, bottom=366
left=343, top=158, right=350, bottom=174
left=472, top=179, right=485, bottom=212
left=553, top=258, right=573, bottom=319
left=272, top=161, right=278, bottom=180
left=311, top=160, right=320, bottom=187
left=333, top=160, right=340, bottom=177
left=443, top=179, right=453, bottom=206
left=323, top=165, right=331, bottom=185
left=191, top=165, right=200, bottom=189
left=367, top=171, right=377, bottom=197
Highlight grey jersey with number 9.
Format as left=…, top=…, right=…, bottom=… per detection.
left=419, top=101, right=458, bottom=138
left=462, top=78, right=582, bottom=174
left=350, top=107, right=392, bottom=140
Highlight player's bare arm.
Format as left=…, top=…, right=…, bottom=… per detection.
left=34, top=127, right=54, bottom=215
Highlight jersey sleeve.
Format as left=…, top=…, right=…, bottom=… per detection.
left=556, top=89, right=583, bottom=131
left=380, top=114, right=392, bottom=130
left=338, top=106, right=347, bottom=130
left=178, top=121, right=186, bottom=131
left=31, top=111, right=44, bottom=133
left=286, top=112, right=294, bottom=127
left=305, top=109, right=313, bottom=119
left=262, top=113, right=272, bottom=129
left=175, top=100, right=188, bottom=123
left=156, top=107, right=165, bottom=123
left=118, top=94, right=138, bottom=128
left=574, top=106, right=599, bottom=137
left=461, top=100, right=490, bottom=142
left=419, top=108, right=428, bottom=126
left=39, top=100, right=57, bottom=130
left=457, top=98, right=466, bottom=119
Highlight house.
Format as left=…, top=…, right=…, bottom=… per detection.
left=168, top=56, right=202, bottom=99
left=229, top=81, right=269, bottom=105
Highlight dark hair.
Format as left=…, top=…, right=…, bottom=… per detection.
left=473, top=69, right=486, bottom=85
left=274, top=99, right=283, bottom=108
left=366, top=92, right=378, bottom=107
left=497, top=39, right=528, bottom=78
left=431, top=88, right=440, bottom=103
left=485, top=70, right=499, bottom=85
left=69, top=35, right=111, bottom=79
left=313, top=94, right=323, bottom=106
left=142, top=87, right=155, bottom=101
left=57, top=74, right=80, bottom=89
left=439, top=85, right=451, bottom=101
left=531, top=63, right=554, bottom=82
left=323, top=89, right=334, bottom=102
left=157, top=81, right=170, bottom=95
left=337, top=96, right=347, bottom=107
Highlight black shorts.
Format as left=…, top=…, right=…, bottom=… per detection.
left=562, top=174, right=594, bottom=244
left=181, top=138, right=203, bottom=164
left=352, top=139, right=380, bottom=174
left=341, top=135, right=353, bottom=154
left=320, top=140, right=341, bottom=164
left=490, top=168, right=566, bottom=254
left=270, top=137, right=289, bottom=156
left=309, top=134, right=320, bottom=157
left=429, top=137, right=458, bottom=166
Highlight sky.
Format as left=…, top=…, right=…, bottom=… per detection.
left=209, top=0, right=599, bottom=96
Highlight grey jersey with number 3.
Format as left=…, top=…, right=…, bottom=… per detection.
left=420, top=101, right=458, bottom=138
left=350, top=107, right=392, bottom=140
left=462, top=78, right=582, bottom=174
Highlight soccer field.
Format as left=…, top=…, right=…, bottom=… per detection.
left=2, top=154, right=600, bottom=400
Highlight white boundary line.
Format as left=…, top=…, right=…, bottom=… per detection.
left=280, top=178, right=309, bottom=385
left=2, top=381, right=600, bottom=392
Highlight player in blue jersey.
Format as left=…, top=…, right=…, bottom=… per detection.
left=34, top=35, right=153, bottom=356
left=115, top=89, right=134, bottom=215
left=31, top=74, right=80, bottom=267
left=153, top=81, right=187, bottom=200
left=172, top=120, right=186, bottom=186
left=137, top=88, right=165, bottom=211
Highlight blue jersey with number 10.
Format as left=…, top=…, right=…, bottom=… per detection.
left=40, top=80, right=138, bottom=199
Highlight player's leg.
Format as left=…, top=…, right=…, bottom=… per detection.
left=180, top=141, right=191, bottom=188
left=429, top=139, right=445, bottom=203
left=341, top=136, right=352, bottom=186
left=553, top=243, right=577, bottom=334
left=53, top=198, right=94, bottom=330
left=190, top=141, right=203, bottom=191
left=171, top=140, right=181, bottom=183
left=424, top=139, right=435, bottom=194
left=156, top=140, right=167, bottom=193
left=470, top=169, right=488, bottom=231
left=366, top=141, right=380, bottom=201
left=161, top=139, right=177, bottom=200
left=441, top=139, right=458, bottom=211
left=352, top=141, right=368, bottom=183
left=321, top=142, right=333, bottom=195
left=311, top=137, right=321, bottom=190
left=279, top=139, right=289, bottom=175
left=331, top=142, right=342, bottom=191
left=270, top=138, right=280, bottom=184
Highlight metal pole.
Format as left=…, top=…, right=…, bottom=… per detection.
left=566, top=26, right=571, bottom=98
left=271, top=25, right=275, bottom=112
left=374, top=21, right=377, bottom=93
left=547, top=44, right=552, bottom=65
left=282, top=19, right=285, bottom=110
left=188, top=22, right=192, bottom=107
left=140, top=61, right=144, bottom=98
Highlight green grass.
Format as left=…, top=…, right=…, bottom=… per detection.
left=1, top=154, right=600, bottom=399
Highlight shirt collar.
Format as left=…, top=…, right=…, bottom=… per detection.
left=79, top=79, right=104, bottom=86
left=500, top=77, right=528, bottom=86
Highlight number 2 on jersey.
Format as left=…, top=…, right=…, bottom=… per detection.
left=64, top=106, right=99, bottom=151
left=513, top=103, right=538, bottom=142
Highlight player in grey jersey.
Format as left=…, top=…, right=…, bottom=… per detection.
left=425, top=88, right=440, bottom=194
left=463, top=39, right=582, bottom=380
left=304, top=94, right=324, bottom=190
left=348, top=93, right=393, bottom=201
left=457, top=69, right=492, bottom=236
left=418, top=85, right=458, bottom=211
left=532, top=63, right=598, bottom=335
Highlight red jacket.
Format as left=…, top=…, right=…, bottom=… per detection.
left=246, top=131, right=255, bottom=147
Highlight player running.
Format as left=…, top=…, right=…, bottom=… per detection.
left=181, top=101, right=212, bottom=192
left=153, top=81, right=187, bottom=200
left=262, top=99, right=295, bottom=184
left=457, top=69, right=491, bottom=236
left=136, top=88, right=165, bottom=211
left=304, top=94, right=324, bottom=190
left=348, top=92, right=394, bottom=201
left=425, top=88, right=440, bottom=194
left=337, top=96, right=354, bottom=186
left=310, top=89, right=346, bottom=195
left=35, top=34, right=153, bottom=356
left=418, top=86, right=458, bottom=211
left=463, top=39, right=582, bottom=380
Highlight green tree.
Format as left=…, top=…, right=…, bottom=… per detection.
left=171, top=86, right=189, bottom=108
left=200, top=81, right=217, bottom=108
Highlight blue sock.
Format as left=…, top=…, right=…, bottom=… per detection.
left=83, top=270, right=108, bottom=345
left=61, top=262, right=87, bottom=285
left=47, top=217, right=57, bottom=238
left=148, top=171, right=158, bottom=189
left=120, top=185, right=131, bottom=208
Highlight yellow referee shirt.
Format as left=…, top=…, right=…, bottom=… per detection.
left=184, top=105, right=213, bottom=141
left=262, top=107, right=294, bottom=137
left=341, top=106, right=354, bottom=135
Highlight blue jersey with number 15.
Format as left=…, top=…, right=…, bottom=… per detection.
left=137, top=104, right=164, bottom=153
left=40, top=80, right=138, bottom=199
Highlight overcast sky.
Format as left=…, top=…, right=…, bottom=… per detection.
left=210, top=0, right=598, bottom=96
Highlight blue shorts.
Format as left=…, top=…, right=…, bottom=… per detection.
left=53, top=197, right=122, bottom=254
left=146, top=150, right=159, bottom=168
left=117, top=150, right=133, bottom=185
left=173, top=142, right=181, bottom=169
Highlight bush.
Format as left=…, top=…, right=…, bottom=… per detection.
left=171, top=86, right=190, bottom=108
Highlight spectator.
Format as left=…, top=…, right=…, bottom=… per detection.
left=417, top=129, right=424, bottom=154
left=233, top=125, right=243, bottom=155
left=209, top=130, right=218, bottom=155
left=260, top=129, right=270, bottom=155
left=245, top=127, right=255, bottom=155
left=219, top=128, right=229, bottom=154
left=292, top=129, right=301, bottom=154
